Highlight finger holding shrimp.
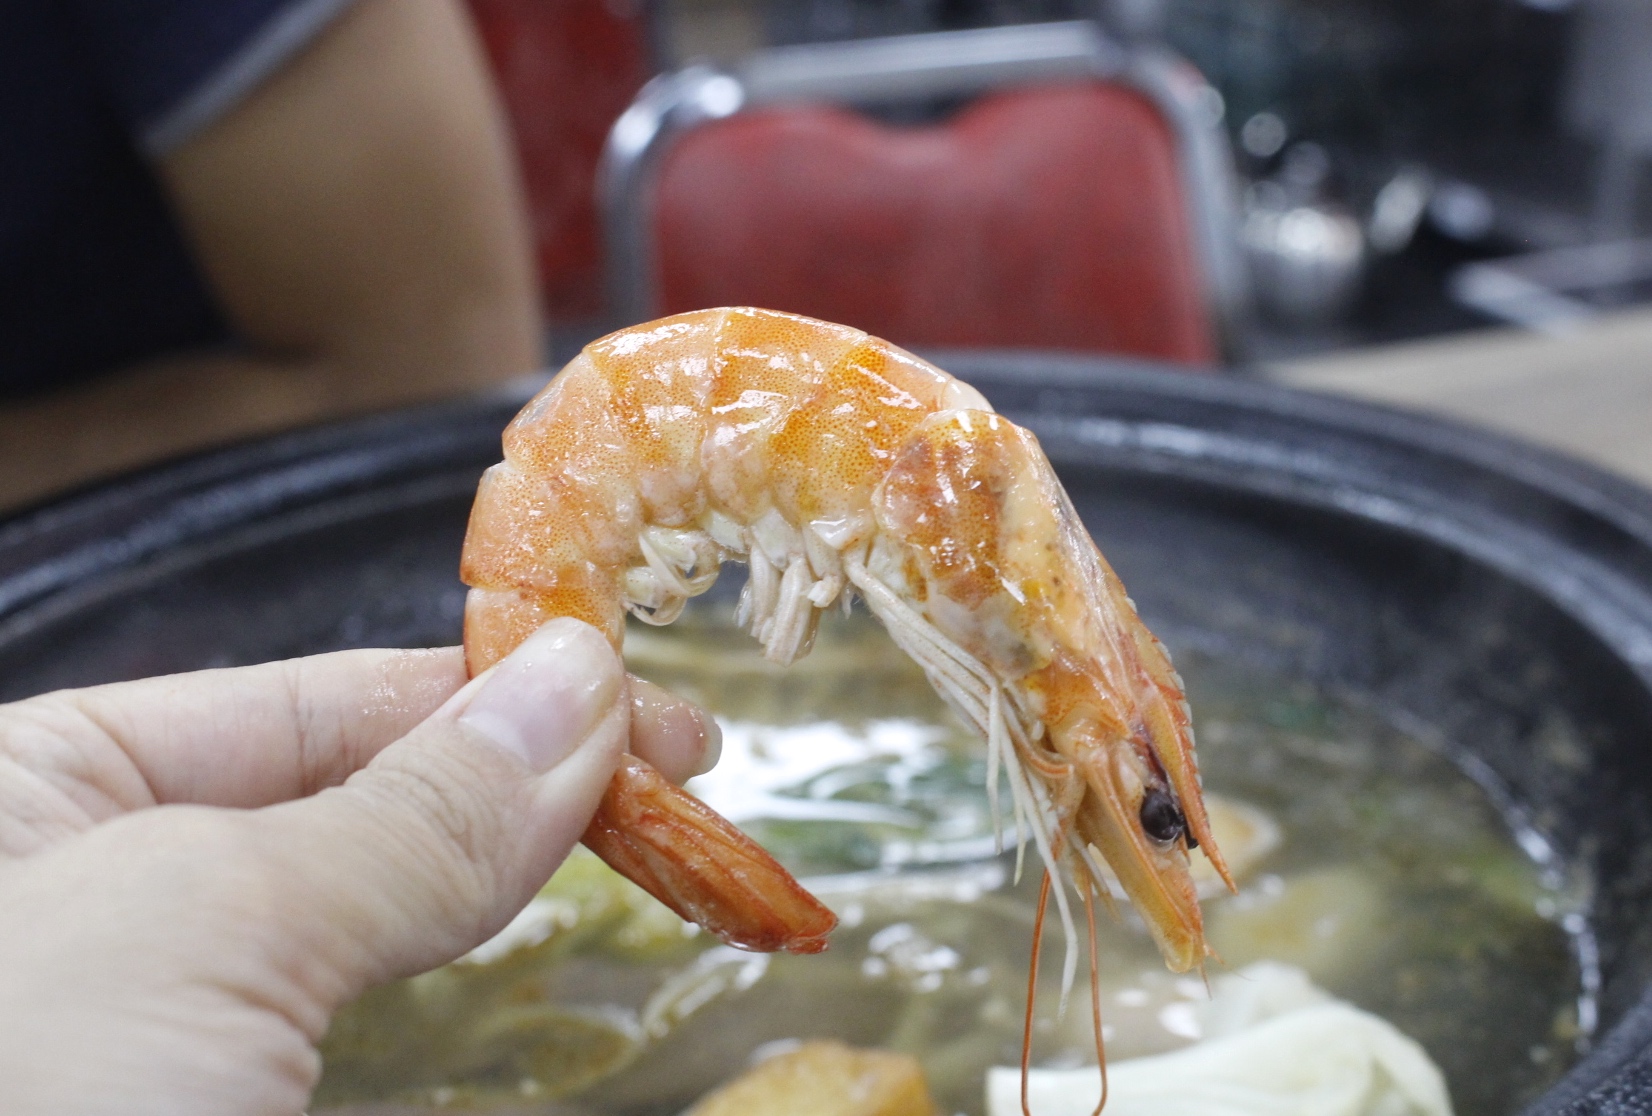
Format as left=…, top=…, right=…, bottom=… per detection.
left=0, top=647, right=718, bottom=861
left=0, top=618, right=731, bottom=1114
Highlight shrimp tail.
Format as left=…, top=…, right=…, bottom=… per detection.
left=582, top=754, right=837, bottom=954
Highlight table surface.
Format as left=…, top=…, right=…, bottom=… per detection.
left=1265, top=306, right=1652, bottom=493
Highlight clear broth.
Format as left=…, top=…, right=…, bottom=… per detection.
left=315, top=602, right=1587, bottom=1116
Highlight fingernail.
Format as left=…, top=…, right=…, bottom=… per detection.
left=459, top=618, right=621, bottom=772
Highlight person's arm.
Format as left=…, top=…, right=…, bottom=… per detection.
left=0, top=0, right=541, bottom=512
left=157, top=0, right=542, bottom=396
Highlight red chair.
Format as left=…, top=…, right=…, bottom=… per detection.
left=600, top=23, right=1248, bottom=365
left=468, top=0, right=653, bottom=322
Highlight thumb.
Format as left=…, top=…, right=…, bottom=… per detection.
left=250, top=616, right=629, bottom=1006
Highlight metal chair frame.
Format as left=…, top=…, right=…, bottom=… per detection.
left=597, top=20, right=1251, bottom=352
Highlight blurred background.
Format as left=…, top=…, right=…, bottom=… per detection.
left=5, top=0, right=1651, bottom=504
left=480, top=0, right=1652, bottom=486
left=502, top=0, right=1651, bottom=354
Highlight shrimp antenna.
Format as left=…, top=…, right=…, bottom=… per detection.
left=1085, top=881, right=1109, bottom=1116
left=1022, top=869, right=1053, bottom=1116
left=1023, top=870, right=1111, bottom=1116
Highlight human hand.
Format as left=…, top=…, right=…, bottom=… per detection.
left=0, top=619, right=718, bottom=1115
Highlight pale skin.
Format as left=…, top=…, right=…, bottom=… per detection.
left=0, top=620, right=721, bottom=1114
left=0, top=0, right=542, bottom=512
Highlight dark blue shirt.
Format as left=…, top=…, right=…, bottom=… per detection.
left=0, top=0, right=355, bottom=398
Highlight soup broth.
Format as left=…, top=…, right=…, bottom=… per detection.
left=315, top=602, right=1588, bottom=1116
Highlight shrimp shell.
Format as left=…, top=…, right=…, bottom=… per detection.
left=461, top=307, right=1229, bottom=975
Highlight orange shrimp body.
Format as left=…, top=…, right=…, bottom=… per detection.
left=461, top=308, right=1230, bottom=974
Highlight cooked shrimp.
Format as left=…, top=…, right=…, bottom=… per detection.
left=460, top=307, right=1232, bottom=995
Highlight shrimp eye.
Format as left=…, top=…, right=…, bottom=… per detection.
left=1140, top=787, right=1187, bottom=844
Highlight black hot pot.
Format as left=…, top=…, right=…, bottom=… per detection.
left=1, top=357, right=1650, bottom=1116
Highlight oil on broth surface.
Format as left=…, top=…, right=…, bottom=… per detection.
left=315, top=603, right=1585, bottom=1116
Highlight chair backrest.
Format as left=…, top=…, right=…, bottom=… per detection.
left=656, top=82, right=1214, bottom=362
left=469, top=0, right=652, bottom=321
left=601, top=22, right=1248, bottom=363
